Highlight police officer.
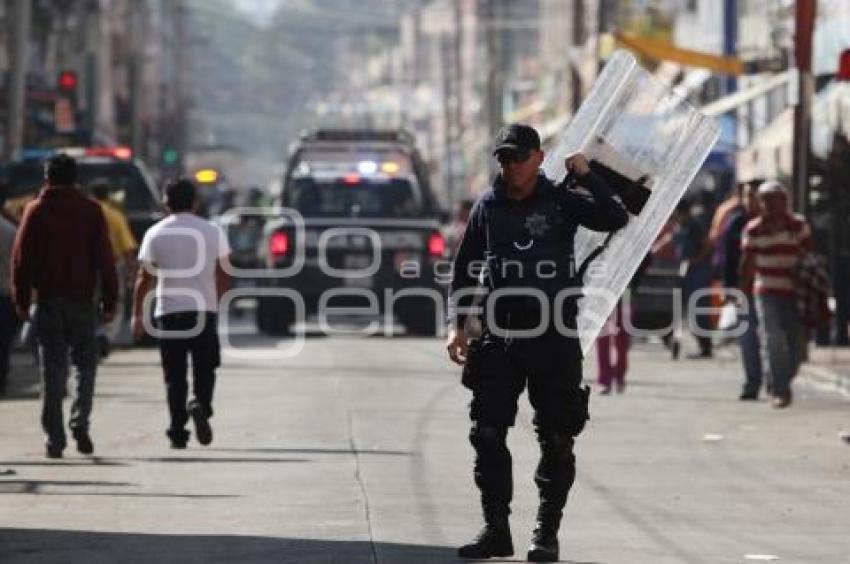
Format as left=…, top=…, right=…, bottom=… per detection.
left=447, top=124, right=628, bottom=562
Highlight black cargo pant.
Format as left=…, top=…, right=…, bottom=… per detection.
left=156, top=312, right=220, bottom=440
left=463, top=328, right=588, bottom=523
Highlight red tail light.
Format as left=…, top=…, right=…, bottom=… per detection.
left=269, top=232, right=290, bottom=258
left=427, top=232, right=446, bottom=257
left=342, top=173, right=361, bottom=185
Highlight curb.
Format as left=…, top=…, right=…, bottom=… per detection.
left=799, top=362, right=850, bottom=399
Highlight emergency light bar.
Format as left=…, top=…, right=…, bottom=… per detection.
left=357, top=160, right=378, bottom=174
left=86, top=146, right=133, bottom=160
left=16, top=146, right=133, bottom=162
left=302, top=129, right=416, bottom=145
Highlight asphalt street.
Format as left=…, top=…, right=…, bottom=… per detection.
left=1, top=322, right=848, bottom=564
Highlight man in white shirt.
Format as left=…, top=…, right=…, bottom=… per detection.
left=132, top=178, right=230, bottom=449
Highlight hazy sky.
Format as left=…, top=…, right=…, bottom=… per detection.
left=233, top=0, right=282, bottom=26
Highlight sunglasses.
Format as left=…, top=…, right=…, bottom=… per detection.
left=496, top=150, right=531, bottom=165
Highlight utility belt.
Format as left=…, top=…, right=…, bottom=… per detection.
left=461, top=325, right=591, bottom=440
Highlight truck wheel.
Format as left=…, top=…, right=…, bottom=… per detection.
left=255, top=297, right=294, bottom=336
left=401, top=305, right=441, bottom=337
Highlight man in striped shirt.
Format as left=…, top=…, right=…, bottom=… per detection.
left=740, top=180, right=811, bottom=408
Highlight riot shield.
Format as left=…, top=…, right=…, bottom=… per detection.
left=542, top=50, right=720, bottom=353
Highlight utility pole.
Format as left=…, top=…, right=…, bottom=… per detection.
left=453, top=0, right=464, bottom=130
left=440, top=32, right=455, bottom=206
left=723, top=0, right=737, bottom=96
left=791, top=0, right=816, bottom=215
left=723, top=0, right=738, bottom=146
left=452, top=0, right=465, bottom=199
left=485, top=0, right=505, bottom=138
left=597, top=0, right=610, bottom=74
left=174, top=0, right=189, bottom=174
left=5, top=0, right=31, bottom=159
left=571, top=0, right=585, bottom=113
left=596, top=0, right=620, bottom=76
left=129, top=0, right=145, bottom=158
left=84, top=0, right=101, bottom=141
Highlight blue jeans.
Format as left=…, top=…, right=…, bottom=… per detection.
left=682, top=263, right=713, bottom=355
left=755, top=294, right=802, bottom=398
left=738, top=295, right=763, bottom=395
left=34, top=299, right=98, bottom=447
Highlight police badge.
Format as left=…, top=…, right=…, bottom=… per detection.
left=524, top=213, right=551, bottom=238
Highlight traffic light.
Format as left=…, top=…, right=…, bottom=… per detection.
left=162, top=146, right=180, bottom=165
left=55, top=70, right=79, bottom=134
left=58, top=70, right=78, bottom=93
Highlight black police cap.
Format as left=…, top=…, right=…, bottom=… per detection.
left=493, top=123, right=541, bottom=155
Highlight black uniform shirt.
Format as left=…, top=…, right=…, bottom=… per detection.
left=449, top=170, right=628, bottom=329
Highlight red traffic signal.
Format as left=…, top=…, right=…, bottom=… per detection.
left=58, top=70, right=78, bottom=92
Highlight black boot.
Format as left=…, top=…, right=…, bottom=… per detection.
left=72, top=428, right=94, bottom=455
left=462, top=423, right=514, bottom=558
left=527, top=513, right=560, bottom=562
left=458, top=513, right=513, bottom=559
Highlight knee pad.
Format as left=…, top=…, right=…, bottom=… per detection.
left=470, top=423, right=508, bottom=452
left=537, top=431, right=575, bottom=462
left=564, top=385, right=590, bottom=437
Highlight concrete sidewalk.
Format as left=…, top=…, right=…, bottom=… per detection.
left=801, top=345, right=850, bottom=397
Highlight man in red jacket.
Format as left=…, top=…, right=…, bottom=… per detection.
left=11, top=154, right=117, bottom=458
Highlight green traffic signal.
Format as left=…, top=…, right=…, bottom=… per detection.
left=162, top=147, right=179, bottom=165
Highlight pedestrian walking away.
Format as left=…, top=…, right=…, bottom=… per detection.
left=89, top=180, right=138, bottom=357
left=446, top=124, right=628, bottom=562
left=132, top=178, right=230, bottom=449
left=11, top=154, right=118, bottom=458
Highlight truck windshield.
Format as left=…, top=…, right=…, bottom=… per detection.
left=287, top=176, right=423, bottom=218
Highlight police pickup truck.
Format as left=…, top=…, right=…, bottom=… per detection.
left=251, top=129, right=448, bottom=336
left=1, top=146, right=163, bottom=241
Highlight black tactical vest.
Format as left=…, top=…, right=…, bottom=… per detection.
left=481, top=186, right=578, bottom=298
